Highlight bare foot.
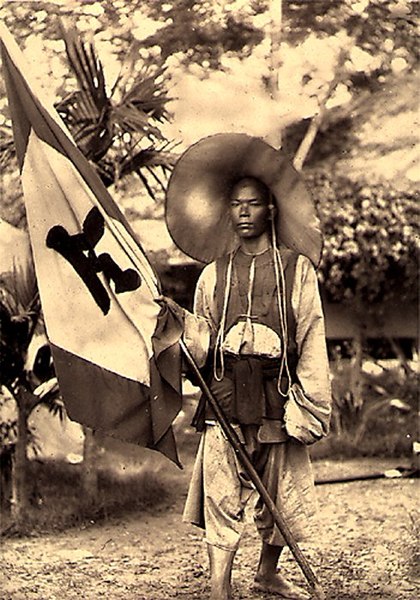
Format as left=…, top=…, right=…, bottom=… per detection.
left=253, top=573, right=310, bottom=599
left=209, top=587, right=232, bottom=600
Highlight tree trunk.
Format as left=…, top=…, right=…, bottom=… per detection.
left=293, top=49, right=348, bottom=171
left=0, top=444, right=14, bottom=514
left=11, top=386, right=30, bottom=524
left=82, top=427, right=99, bottom=504
left=266, top=0, right=283, bottom=149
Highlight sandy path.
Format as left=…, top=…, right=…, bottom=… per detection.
left=1, top=459, right=419, bottom=599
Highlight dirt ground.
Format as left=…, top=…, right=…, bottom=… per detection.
left=1, top=456, right=419, bottom=600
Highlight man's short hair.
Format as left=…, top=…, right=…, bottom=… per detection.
left=229, top=177, right=270, bottom=203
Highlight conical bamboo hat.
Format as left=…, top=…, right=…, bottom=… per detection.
left=165, top=133, right=322, bottom=266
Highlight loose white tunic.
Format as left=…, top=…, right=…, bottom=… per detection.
left=182, top=251, right=332, bottom=548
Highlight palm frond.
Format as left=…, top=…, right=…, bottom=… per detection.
left=145, top=164, right=167, bottom=192
left=41, top=396, right=66, bottom=423
left=60, top=24, right=108, bottom=115
left=111, top=104, right=164, bottom=139
left=0, top=264, right=39, bottom=322
left=136, top=169, right=156, bottom=200
left=97, top=146, right=177, bottom=185
left=55, top=24, right=113, bottom=162
left=0, top=262, right=41, bottom=390
left=118, top=66, right=171, bottom=122
left=2, top=23, right=174, bottom=198
left=109, top=41, right=141, bottom=100
left=0, top=124, right=16, bottom=169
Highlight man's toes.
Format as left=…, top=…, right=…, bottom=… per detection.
left=253, top=574, right=310, bottom=599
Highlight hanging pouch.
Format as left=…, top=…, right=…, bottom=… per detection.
left=284, top=383, right=330, bottom=445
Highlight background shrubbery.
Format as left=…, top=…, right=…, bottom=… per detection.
left=313, top=362, right=418, bottom=460
left=1, top=458, right=171, bottom=536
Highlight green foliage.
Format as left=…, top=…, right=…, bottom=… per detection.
left=308, top=170, right=419, bottom=304
left=2, top=1, right=417, bottom=99
left=144, top=0, right=263, bottom=66
left=0, top=402, right=17, bottom=447
left=0, top=22, right=175, bottom=197
left=1, top=459, right=171, bottom=536
left=285, top=0, right=418, bottom=66
left=0, top=268, right=61, bottom=449
left=312, top=359, right=418, bottom=459
left=56, top=25, right=174, bottom=189
left=0, top=270, right=39, bottom=390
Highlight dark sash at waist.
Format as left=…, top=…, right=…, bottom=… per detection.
left=223, top=353, right=280, bottom=377
left=191, top=353, right=298, bottom=430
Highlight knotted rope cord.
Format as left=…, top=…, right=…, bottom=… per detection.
left=241, top=254, right=257, bottom=347
left=270, top=205, right=292, bottom=397
left=213, top=203, right=292, bottom=396
left=213, top=250, right=234, bottom=381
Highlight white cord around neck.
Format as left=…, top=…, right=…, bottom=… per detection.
left=271, top=219, right=292, bottom=397
left=213, top=232, right=292, bottom=398
left=213, top=252, right=234, bottom=381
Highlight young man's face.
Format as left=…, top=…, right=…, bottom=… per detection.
left=229, top=178, right=271, bottom=240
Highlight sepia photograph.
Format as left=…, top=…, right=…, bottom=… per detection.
left=0, top=2, right=418, bottom=599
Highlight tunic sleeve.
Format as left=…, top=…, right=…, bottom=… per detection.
left=289, top=255, right=332, bottom=438
left=182, top=263, right=216, bottom=367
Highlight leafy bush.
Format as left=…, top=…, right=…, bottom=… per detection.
left=1, top=459, right=171, bottom=537
left=308, top=171, right=419, bottom=305
left=312, top=357, right=419, bottom=460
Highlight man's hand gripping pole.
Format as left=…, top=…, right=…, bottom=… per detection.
left=180, top=339, right=326, bottom=600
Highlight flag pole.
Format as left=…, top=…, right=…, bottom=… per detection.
left=179, top=339, right=326, bottom=600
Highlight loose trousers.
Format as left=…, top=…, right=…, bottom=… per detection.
left=184, top=421, right=318, bottom=551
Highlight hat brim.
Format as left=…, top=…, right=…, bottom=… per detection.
left=165, top=133, right=322, bottom=266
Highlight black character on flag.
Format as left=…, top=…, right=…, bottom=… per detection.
left=46, top=207, right=141, bottom=315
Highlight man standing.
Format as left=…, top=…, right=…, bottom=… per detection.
left=165, top=134, right=332, bottom=600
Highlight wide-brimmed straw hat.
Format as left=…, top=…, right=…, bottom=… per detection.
left=165, top=133, right=322, bottom=266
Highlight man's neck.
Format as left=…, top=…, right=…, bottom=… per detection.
left=239, top=233, right=271, bottom=256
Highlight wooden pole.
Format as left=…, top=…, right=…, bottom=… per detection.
left=180, top=340, right=326, bottom=600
